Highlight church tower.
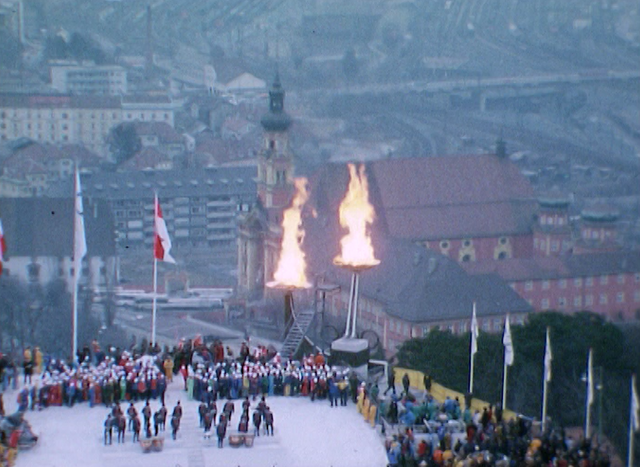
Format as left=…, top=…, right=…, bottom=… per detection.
left=257, top=72, right=294, bottom=210
left=236, top=71, right=294, bottom=300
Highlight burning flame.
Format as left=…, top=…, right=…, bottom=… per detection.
left=334, top=163, right=380, bottom=268
left=271, top=177, right=311, bottom=288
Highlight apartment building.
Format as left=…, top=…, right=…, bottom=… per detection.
left=0, top=94, right=175, bottom=156
left=77, top=166, right=257, bottom=252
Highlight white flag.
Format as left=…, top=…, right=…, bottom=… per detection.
left=632, top=374, right=639, bottom=431
left=587, top=348, right=594, bottom=408
left=503, top=315, right=514, bottom=366
left=544, top=327, right=552, bottom=383
left=73, top=169, right=87, bottom=279
left=471, top=302, right=479, bottom=356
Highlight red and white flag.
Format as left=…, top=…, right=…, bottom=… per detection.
left=153, top=195, right=175, bottom=264
left=0, top=219, right=6, bottom=276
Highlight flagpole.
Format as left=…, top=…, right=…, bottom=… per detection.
left=72, top=269, right=79, bottom=362
left=502, top=315, right=513, bottom=412
left=629, top=374, right=636, bottom=467
left=502, top=352, right=508, bottom=410
left=469, top=302, right=476, bottom=395
left=585, top=349, right=593, bottom=439
left=152, top=258, right=158, bottom=347
left=542, top=327, right=550, bottom=433
left=469, top=343, right=475, bottom=394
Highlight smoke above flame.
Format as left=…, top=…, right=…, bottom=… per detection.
left=334, top=163, right=380, bottom=268
left=271, top=177, right=311, bottom=288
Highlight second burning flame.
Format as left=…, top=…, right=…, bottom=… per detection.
left=334, top=163, right=380, bottom=268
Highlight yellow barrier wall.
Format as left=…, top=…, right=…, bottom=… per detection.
left=393, top=367, right=517, bottom=420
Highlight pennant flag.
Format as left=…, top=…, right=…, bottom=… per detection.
left=154, top=195, right=175, bottom=264
left=471, top=303, right=479, bottom=356
left=503, top=315, right=514, bottom=366
left=544, top=327, right=553, bottom=383
left=73, top=169, right=87, bottom=279
left=587, top=348, right=594, bottom=407
left=632, top=374, right=639, bottom=431
left=0, top=219, right=6, bottom=276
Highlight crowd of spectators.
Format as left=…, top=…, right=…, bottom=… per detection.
left=376, top=374, right=613, bottom=467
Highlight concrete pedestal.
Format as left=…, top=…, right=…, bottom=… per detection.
left=330, top=337, right=369, bottom=380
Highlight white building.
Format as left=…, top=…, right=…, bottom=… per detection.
left=51, top=63, right=128, bottom=96
left=0, top=94, right=176, bottom=156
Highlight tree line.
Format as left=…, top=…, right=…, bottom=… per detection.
left=395, top=311, right=640, bottom=462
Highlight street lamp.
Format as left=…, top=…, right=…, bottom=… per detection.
left=582, top=366, right=604, bottom=439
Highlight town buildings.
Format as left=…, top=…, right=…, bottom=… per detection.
left=236, top=75, right=640, bottom=354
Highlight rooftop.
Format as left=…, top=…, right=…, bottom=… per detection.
left=309, top=155, right=537, bottom=241
left=0, top=197, right=115, bottom=257
left=54, top=166, right=259, bottom=200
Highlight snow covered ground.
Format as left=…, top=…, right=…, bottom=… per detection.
left=4, top=380, right=388, bottom=467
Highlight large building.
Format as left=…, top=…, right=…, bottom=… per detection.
left=0, top=94, right=175, bottom=156
left=76, top=167, right=257, bottom=252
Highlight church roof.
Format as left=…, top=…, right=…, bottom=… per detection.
left=310, top=155, right=536, bottom=241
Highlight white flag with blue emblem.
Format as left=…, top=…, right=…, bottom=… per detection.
left=73, top=169, right=87, bottom=279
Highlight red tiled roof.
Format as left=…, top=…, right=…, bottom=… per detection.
left=2, top=144, right=49, bottom=175
left=309, top=155, right=536, bottom=241
left=58, top=144, right=102, bottom=166
left=369, top=155, right=534, bottom=207
left=383, top=200, right=535, bottom=240
left=121, top=147, right=171, bottom=170
left=2, top=143, right=102, bottom=177
left=367, top=155, right=536, bottom=240
left=222, top=117, right=253, bottom=134
left=133, top=122, right=183, bottom=143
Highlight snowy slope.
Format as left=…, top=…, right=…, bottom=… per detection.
left=5, top=380, right=388, bottom=467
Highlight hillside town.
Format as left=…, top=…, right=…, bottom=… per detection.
left=0, top=1, right=640, bottom=466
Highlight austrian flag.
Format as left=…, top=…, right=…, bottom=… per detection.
left=0, top=219, right=6, bottom=275
left=154, top=196, right=175, bottom=264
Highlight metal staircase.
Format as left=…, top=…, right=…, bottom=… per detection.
left=280, top=308, right=316, bottom=360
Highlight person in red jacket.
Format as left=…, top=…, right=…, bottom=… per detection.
left=180, top=366, right=188, bottom=390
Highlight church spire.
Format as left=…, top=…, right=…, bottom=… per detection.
left=261, top=70, right=291, bottom=132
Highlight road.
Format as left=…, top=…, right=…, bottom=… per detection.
left=114, top=309, right=282, bottom=352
